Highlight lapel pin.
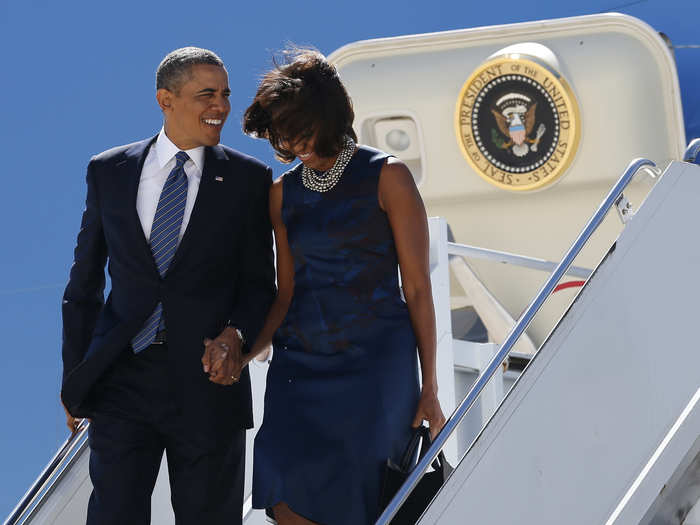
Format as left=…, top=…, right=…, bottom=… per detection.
left=215, top=176, right=224, bottom=182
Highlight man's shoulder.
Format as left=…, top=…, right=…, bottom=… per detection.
left=89, top=137, right=155, bottom=165
left=215, top=144, right=269, bottom=174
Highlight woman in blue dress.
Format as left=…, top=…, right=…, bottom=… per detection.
left=240, top=48, right=445, bottom=525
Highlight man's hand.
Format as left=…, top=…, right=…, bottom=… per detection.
left=62, top=401, right=81, bottom=434
left=202, top=326, right=243, bottom=385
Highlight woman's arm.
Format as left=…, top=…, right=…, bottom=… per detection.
left=379, top=157, right=446, bottom=438
left=241, top=176, right=295, bottom=366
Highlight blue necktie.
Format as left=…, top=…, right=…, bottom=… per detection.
left=132, top=151, right=190, bottom=352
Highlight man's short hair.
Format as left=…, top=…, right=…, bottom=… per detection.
left=156, top=47, right=225, bottom=93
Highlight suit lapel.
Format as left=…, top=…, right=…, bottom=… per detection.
left=118, top=135, right=160, bottom=276
left=167, top=144, right=229, bottom=274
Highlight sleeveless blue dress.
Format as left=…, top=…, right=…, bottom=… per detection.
left=252, top=146, right=420, bottom=524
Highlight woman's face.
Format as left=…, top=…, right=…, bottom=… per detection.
left=283, top=136, right=335, bottom=171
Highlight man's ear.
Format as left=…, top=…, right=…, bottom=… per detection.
left=156, top=88, right=172, bottom=112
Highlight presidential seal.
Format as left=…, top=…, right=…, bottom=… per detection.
left=455, top=54, right=580, bottom=191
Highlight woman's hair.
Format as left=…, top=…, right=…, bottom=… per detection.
left=243, top=47, right=357, bottom=163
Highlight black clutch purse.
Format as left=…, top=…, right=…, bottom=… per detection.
left=379, top=425, right=453, bottom=524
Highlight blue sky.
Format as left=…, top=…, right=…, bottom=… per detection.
left=0, top=0, right=698, bottom=518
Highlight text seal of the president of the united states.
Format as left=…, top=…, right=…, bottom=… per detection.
left=455, top=54, right=580, bottom=191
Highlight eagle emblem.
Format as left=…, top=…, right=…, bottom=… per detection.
left=455, top=54, right=580, bottom=191
left=490, top=93, right=546, bottom=158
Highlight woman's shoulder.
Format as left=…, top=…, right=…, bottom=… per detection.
left=272, top=162, right=305, bottom=213
left=271, top=163, right=300, bottom=194
left=354, top=145, right=396, bottom=174
left=350, top=145, right=396, bottom=184
left=272, top=163, right=302, bottom=190
left=356, top=144, right=391, bottom=162
left=279, top=162, right=303, bottom=181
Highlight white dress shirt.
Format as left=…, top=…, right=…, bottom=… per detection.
left=136, top=129, right=205, bottom=243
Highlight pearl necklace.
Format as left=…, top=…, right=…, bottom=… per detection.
left=301, top=137, right=356, bottom=192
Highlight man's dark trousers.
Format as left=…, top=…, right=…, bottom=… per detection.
left=87, top=342, right=245, bottom=525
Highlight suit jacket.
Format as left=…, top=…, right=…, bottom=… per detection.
left=61, top=135, right=275, bottom=447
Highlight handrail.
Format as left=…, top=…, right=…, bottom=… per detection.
left=375, top=157, right=656, bottom=525
left=683, top=138, right=700, bottom=163
left=4, top=420, right=90, bottom=525
left=447, top=242, right=592, bottom=279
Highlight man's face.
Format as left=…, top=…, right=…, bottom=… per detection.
left=157, top=64, right=231, bottom=150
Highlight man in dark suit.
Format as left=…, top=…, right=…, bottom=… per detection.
left=60, top=47, right=275, bottom=525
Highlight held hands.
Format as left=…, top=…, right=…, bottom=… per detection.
left=202, top=326, right=244, bottom=386
left=412, top=383, right=446, bottom=440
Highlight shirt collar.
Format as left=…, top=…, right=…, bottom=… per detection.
left=155, top=128, right=205, bottom=174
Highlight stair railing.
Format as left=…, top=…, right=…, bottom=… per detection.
left=446, top=242, right=592, bottom=279
left=3, top=420, right=90, bottom=525
left=375, top=157, right=656, bottom=525
left=684, top=138, right=700, bottom=163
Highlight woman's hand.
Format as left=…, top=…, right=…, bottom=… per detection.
left=202, top=326, right=243, bottom=385
left=412, top=385, right=446, bottom=439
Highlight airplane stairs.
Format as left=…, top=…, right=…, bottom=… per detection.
left=400, top=153, right=700, bottom=524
